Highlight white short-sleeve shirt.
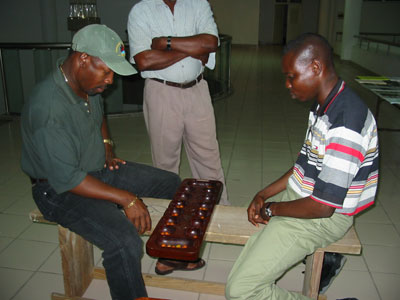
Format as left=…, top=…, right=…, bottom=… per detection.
left=127, top=0, right=219, bottom=83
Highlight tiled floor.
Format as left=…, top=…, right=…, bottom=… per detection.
left=1, top=45, right=400, bottom=300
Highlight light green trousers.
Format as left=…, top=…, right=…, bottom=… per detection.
left=225, top=186, right=353, bottom=300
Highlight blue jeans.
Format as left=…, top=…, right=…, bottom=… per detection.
left=32, top=161, right=181, bottom=300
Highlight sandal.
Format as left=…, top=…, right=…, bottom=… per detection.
left=155, top=258, right=206, bottom=275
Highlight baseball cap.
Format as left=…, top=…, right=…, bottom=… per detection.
left=72, top=24, right=137, bottom=76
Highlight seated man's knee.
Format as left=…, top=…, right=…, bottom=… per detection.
left=103, top=230, right=143, bottom=260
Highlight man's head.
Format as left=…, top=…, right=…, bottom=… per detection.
left=66, top=24, right=136, bottom=96
left=72, top=24, right=136, bottom=76
left=282, top=33, right=337, bottom=102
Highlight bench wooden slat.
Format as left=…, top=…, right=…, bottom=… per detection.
left=143, top=198, right=361, bottom=254
left=92, top=268, right=226, bottom=296
left=29, top=208, right=56, bottom=225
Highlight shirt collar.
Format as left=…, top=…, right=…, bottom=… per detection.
left=53, top=57, right=85, bottom=106
left=314, top=78, right=345, bottom=116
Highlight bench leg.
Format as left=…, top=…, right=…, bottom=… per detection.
left=302, top=249, right=324, bottom=300
left=58, top=225, right=94, bottom=297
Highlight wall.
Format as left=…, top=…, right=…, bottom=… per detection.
left=360, top=1, right=400, bottom=34
left=351, top=46, right=400, bottom=77
left=258, top=0, right=275, bottom=45
left=209, top=0, right=260, bottom=45
left=301, top=0, right=320, bottom=34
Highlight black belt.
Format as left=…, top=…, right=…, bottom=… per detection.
left=30, top=177, right=48, bottom=185
left=151, top=74, right=203, bottom=89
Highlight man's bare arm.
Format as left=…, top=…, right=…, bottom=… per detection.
left=134, top=34, right=218, bottom=71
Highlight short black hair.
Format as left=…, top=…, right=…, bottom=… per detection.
left=283, top=33, right=334, bottom=68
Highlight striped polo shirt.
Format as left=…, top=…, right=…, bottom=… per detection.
left=288, top=79, right=379, bottom=215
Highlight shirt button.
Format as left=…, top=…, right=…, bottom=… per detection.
left=84, top=103, right=88, bottom=106
left=87, top=110, right=90, bottom=113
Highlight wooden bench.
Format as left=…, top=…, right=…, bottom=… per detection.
left=30, top=198, right=361, bottom=300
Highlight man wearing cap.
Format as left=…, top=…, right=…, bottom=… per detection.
left=20, top=24, right=181, bottom=300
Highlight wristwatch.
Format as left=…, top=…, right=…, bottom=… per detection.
left=264, top=202, right=274, bottom=218
left=166, top=36, right=172, bottom=51
left=103, top=138, right=114, bottom=147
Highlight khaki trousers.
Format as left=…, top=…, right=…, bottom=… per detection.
left=226, top=186, right=353, bottom=299
left=143, top=78, right=229, bottom=205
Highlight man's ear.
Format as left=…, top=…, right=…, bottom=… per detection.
left=311, top=59, right=323, bottom=76
left=78, top=52, right=89, bottom=67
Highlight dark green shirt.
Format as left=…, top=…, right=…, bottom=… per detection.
left=21, top=58, right=105, bottom=193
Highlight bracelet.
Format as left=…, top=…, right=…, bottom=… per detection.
left=166, top=36, right=172, bottom=51
left=125, top=196, right=140, bottom=209
left=103, top=138, right=114, bottom=147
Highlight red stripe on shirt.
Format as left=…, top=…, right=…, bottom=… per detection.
left=326, top=143, right=365, bottom=163
left=340, top=201, right=374, bottom=216
left=324, top=81, right=345, bottom=113
left=310, top=195, right=375, bottom=215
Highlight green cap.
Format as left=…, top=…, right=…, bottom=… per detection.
left=72, top=24, right=137, bottom=76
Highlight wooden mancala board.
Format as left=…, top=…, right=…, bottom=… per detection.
left=146, top=178, right=223, bottom=261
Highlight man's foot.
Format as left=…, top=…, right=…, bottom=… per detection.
left=319, top=253, right=347, bottom=294
left=155, top=258, right=206, bottom=275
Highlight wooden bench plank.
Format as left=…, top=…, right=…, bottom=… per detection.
left=144, top=198, right=361, bottom=254
left=30, top=198, right=361, bottom=255
left=92, top=268, right=226, bottom=296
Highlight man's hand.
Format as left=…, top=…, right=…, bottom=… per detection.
left=104, top=144, right=126, bottom=170
left=248, top=193, right=269, bottom=227
left=124, top=198, right=152, bottom=234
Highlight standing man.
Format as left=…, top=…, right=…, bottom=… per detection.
left=225, top=33, right=379, bottom=299
left=127, top=0, right=229, bottom=205
left=21, top=24, right=181, bottom=300
left=127, top=0, right=230, bottom=275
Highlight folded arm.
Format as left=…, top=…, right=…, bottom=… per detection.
left=134, top=34, right=218, bottom=71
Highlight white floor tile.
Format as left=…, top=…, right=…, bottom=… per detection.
left=199, top=293, right=226, bottom=300
left=355, top=204, right=392, bottom=224
left=204, top=259, right=235, bottom=283
left=0, top=239, right=57, bottom=271
left=0, top=236, right=14, bottom=253
left=38, top=247, right=62, bottom=274
left=0, top=267, right=33, bottom=300
left=18, top=222, right=59, bottom=243
left=342, top=254, right=368, bottom=272
left=324, top=270, right=380, bottom=300
left=146, top=286, right=199, bottom=300
left=355, top=222, right=400, bottom=247
left=83, top=279, right=112, bottom=300
left=209, top=243, right=243, bottom=261
left=12, top=271, right=64, bottom=300
left=0, top=214, right=32, bottom=238
left=3, top=197, right=37, bottom=216
left=363, top=245, right=400, bottom=274
left=371, top=272, right=400, bottom=300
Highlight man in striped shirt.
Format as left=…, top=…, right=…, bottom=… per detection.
left=226, top=33, right=379, bottom=300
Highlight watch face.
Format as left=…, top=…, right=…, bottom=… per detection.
left=266, top=207, right=272, bottom=217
